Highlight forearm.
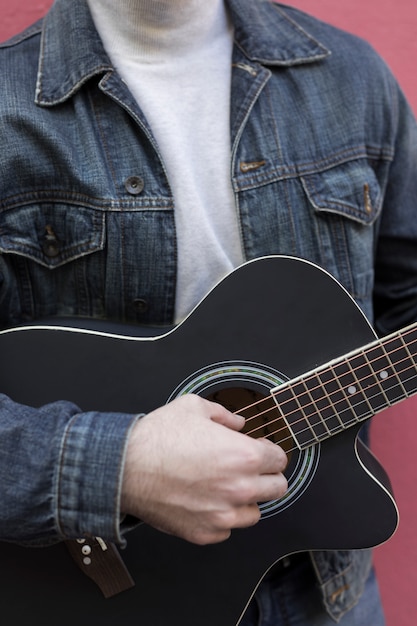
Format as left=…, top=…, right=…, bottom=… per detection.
left=0, top=394, right=139, bottom=546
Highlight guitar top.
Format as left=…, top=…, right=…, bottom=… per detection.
left=0, top=256, right=403, bottom=626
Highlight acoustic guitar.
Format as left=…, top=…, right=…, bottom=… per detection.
left=1, top=255, right=413, bottom=625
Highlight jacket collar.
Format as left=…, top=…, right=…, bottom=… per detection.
left=35, top=0, right=330, bottom=106
left=227, top=0, right=329, bottom=64
left=35, top=0, right=112, bottom=106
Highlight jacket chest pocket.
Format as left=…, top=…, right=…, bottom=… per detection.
left=237, top=157, right=384, bottom=321
left=299, top=158, right=384, bottom=316
left=0, top=203, right=106, bottom=324
left=301, top=158, right=382, bottom=227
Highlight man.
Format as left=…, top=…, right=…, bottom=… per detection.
left=1, top=0, right=416, bottom=623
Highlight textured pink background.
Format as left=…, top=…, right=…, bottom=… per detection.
left=1, top=2, right=416, bottom=625
left=290, top=6, right=417, bottom=626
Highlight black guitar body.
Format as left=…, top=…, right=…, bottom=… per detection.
left=0, top=256, right=398, bottom=626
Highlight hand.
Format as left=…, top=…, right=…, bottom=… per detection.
left=121, top=394, right=288, bottom=545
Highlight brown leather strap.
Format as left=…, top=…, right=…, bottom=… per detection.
left=65, top=537, right=135, bottom=598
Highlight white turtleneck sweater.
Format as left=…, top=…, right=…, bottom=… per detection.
left=86, top=0, right=244, bottom=322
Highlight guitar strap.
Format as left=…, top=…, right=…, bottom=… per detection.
left=65, top=537, right=135, bottom=598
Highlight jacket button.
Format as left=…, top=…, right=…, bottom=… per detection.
left=133, top=298, right=148, bottom=313
left=125, top=176, right=144, bottom=195
left=42, top=225, right=60, bottom=257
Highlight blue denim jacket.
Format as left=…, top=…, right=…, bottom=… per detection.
left=1, top=0, right=417, bottom=620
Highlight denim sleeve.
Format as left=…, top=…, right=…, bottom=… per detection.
left=373, top=82, right=417, bottom=335
left=0, top=393, right=139, bottom=546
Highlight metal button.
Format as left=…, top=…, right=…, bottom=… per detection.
left=133, top=298, right=148, bottom=313
left=125, top=176, right=144, bottom=195
left=42, top=225, right=60, bottom=258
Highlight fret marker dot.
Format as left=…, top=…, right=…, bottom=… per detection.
left=379, top=370, right=389, bottom=380
left=348, top=385, right=356, bottom=395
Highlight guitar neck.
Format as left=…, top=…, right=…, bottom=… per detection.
left=272, top=322, right=417, bottom=449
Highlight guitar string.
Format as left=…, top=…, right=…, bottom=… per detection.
left=241, top=332, right=417, bottom=431
left=243, top=364, right=417, bottom=455
left=242, top=326, right=417, bottom=426
left=230, top=330, right=417, bottom=453
left=246, top=363, right=417, bottom=452
left=244, top=349, right=417, bottom=445
left=242, top=358, right=417, bottom=456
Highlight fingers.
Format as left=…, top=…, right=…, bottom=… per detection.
left=207, top=399, right=246, bottom=431
left=201, top=478, right=289, bottom=543
left=192, top=505, right=262, bottom=545
left=206, top=397, right=289, bottom=502
left=122, top=394, right=290, bottom=546
left=205, top=398, right=287, bottom=473
left=254, top=472, right=288, bottom=503
left=227, top=467, right=288, bottom=513
left=255, top=437, right=288, bottom=474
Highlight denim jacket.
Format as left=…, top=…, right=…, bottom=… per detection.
left=1, top=0, right=417, bottom=620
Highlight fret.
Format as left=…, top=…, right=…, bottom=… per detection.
left=383, top=331, right=417, bottom=396
left=331, top=359, right=373, bottom=424
left=348, top=351, right=388, bottom=413
left=402, top=325, right=417, bottom=364
left=401, top=326, right=417, bottom=390
left=401, top=327, right=417, bottom=394
left=303, top=372, right=344, bottom=436
left=269, top=323, right=417, bottom=451
left=271, top=384, right=317, bottom=449
left=365, top=344, right=405, bottom=405
left=292, top=380, right=329, bottom=440
left=313, top=365, right=358, bottom=430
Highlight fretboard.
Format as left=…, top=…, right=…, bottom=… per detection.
left=271, top=322, right=417, bottom=450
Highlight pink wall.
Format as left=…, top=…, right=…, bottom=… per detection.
left=288, top=6, right=417, bottom=626
left=1, top=2, right=416, bottom=625
left=290, top=0, right=417, bottom=115
left=0, top=1, right=52, bottom=37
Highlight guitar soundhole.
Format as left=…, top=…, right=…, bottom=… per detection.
left=204, top=387, right=294, bottom=463
left=169, top=360, right=320, bottom=517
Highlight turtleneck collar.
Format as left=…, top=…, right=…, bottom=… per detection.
left=86, top=0, right=230, bottom=62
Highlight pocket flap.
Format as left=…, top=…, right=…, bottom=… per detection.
left=0, top=204, right=105, bottom=268
left=301, top=160, right=382, bottom=225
